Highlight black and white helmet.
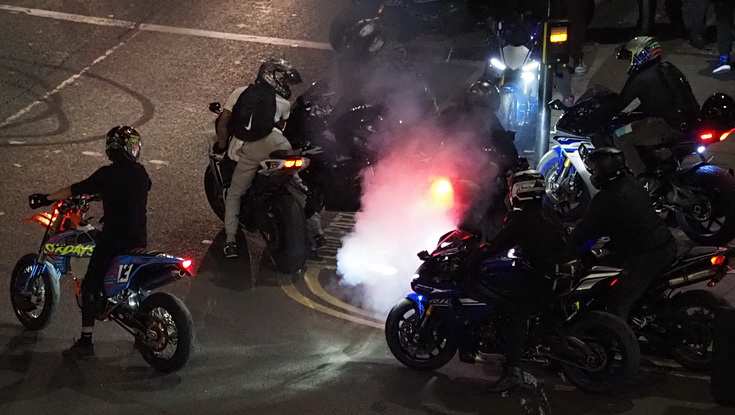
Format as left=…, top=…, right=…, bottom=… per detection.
left=256, top=57, right=303, bottom=99
left=509, top=170, right=546, bottom=207
left=106, top=125, right=141, bottom=163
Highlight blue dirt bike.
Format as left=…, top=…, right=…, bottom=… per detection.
left=10, top=194, right=195, bottom=372
left=385, top=229, right=640, bottom=394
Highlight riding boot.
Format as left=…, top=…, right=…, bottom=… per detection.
left=488, top=365, right=525, bottom=393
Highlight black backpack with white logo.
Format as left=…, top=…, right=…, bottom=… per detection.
left=228, top=81, right=277, bottom=142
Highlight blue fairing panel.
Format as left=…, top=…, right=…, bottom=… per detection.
left=406, top=292, right=426, bottom=317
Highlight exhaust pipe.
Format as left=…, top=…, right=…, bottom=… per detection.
left=667, top=267, right=719, bottom=289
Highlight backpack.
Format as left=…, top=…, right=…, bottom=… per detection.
left=228, top=82, right=277, bottom=142
left=657, top=62, right=700, bottom=129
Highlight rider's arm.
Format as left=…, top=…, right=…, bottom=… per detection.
left=70, top=166, right=110, bottom=198
left=570, top=196, right=607, bottom=247
left=47, top=187, right=72, bottom=201
left=215, top=110, right=231, bottom=149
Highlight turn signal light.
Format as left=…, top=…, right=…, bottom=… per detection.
left=550, top=27, right=568, bottom=43
left=720, top=128, right=735, bottom=141
left=180, top=259, right=194, bottom=274
left=711, top=255, right=726, bottom=266
left=284, top=158, right=303, bottom=168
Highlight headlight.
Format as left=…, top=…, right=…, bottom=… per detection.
left=489, top=58, right=506, bottom=71
left=521, top=71, right=536, bottom=83
left=522, top=61, right=539, bottom=72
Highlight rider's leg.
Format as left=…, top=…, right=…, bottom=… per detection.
left=613, top=118, right=680, bottom=176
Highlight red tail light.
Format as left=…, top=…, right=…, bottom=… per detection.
left=609, top=278, right=619, bottom=287
left=700, top=132, right=714, bottom=141
left=720, top=128, right=735, bottom=141
left=180, top=259, right=194, bottom=274
left=711, top=255, right=726, bottom=266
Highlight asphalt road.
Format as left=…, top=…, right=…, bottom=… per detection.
left=2, top=1, right=735, bottom=414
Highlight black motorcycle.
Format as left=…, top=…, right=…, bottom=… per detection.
left=386, top=229, right=640, bottom=394
left=204, top=103, right=312, bottom=273
left=581, top=239, right=734, bottom=371
left=539, top=87, right=735, bottom=245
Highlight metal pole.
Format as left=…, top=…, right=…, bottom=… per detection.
left=640, top=0, right=652, bottom=35
left=535, top=0, right=554, bottom=164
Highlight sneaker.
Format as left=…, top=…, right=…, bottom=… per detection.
left=488, top=366, right=525, bottom=393
left=62, top=339, right=95, bottom=360
left=223, top=242, right=239, bottom=258
left=688, top=36, right=706, bottom=50
left=713, top=56, right=731, bottom=75
left=574, top=62, right=588, bottom=75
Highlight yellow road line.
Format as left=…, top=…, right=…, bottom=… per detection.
left=303, top=267, right=383, bottom=322
left=277, top=273, right=383, bottom=329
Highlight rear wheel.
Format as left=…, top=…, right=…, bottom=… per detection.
left=263, top=195, right=307, bottom=274
left=9, top=254, right=60, bottom=331
left=675, top=169, right=735, bottom=245
left=204, top=165, right=225, bottom=221
left=385, top=299, right=457, bottom=370
left=562, top=311, right=640, bottom=394
left=136, top=292, right=195, bottom=373
left=668, top=290, right=729, bottom=371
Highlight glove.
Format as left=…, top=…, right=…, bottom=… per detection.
left=29, top=193, right=52, bottom=209
left=212, top=141, right=227, bottom=155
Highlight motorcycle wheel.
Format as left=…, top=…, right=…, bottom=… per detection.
left=10, top=254, right=60, bottom=330
left=675, top=168, right=735, bottom=245
left=204, top=165, right=225, bottom=221
left=263, top=195, right=307, bottom=274
left=562, top=311, right=640, bottom=394
left=668, top=290, right=728, bottom=372
left=540, top=158, right=590, bottom=222
left=385, top=299, right=457, bottom=370
left=136, top=292, right=195, bottom=373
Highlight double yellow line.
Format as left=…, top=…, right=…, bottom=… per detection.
left=278, top=266, right=384, bottom=329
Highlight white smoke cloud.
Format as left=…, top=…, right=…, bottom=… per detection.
left=336, top=124, right=498, bottom=315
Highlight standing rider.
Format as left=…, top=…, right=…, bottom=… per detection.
left=215, top=57, right=305, bottom=258
left=606, top=37, right=699, bottom=177
left=30, top=126, right=151, bottom=359
left=572, top=147, right=678, bottom=321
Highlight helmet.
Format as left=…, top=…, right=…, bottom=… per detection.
left=700, top=93, right=735, bottom=132
left=257, top=57, right=303, bottom=99
left=106, top=125, right=141, bottom=163
left=616, top=36, right=662, bottom=76
left=464, top=80, right=500, bottom=112
left=585, top=147, right=628, bottom=189
left=339, top=18, right=385, bottom=59
left=508, top=170, right=546, bottom=207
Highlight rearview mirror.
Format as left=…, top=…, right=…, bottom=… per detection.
left=548, top=99, right=565, bottom=111
left=208, top=102, right=221, bottom=114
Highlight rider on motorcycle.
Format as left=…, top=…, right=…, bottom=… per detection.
left=29, top=126, right=151, bottom=359
left=605, top=36, right=699, bottom=176
left=215, top=57, right=308, bottom=258
left=571, top=147, right=678, bottom=321
left=459, top=170, right=579, bottom=393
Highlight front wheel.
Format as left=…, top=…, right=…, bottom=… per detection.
left=263, top=195, right=307, bottom=274
left=675, top=168, right=735, bottom=245
left=10, top=254, right=60, bottom=330
left=562, top=311, right=640, bottom=394
left=136, top=292, right=195, bottom=373
left=385, top=299, right=457, bottom=370
left=540, top=157, right=591, bottom=222
left=667, top=290, right=729, bottom=372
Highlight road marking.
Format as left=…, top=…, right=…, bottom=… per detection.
left=303, top=267, right=383, bottom=321
left=0, top=5, right=331, bottom=50
left=278, top=272, right=383, bottom=329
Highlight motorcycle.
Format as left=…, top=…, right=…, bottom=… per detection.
left=10, top=195, right=195, bottom=372
left=385, top=229, right=640, bottom=394
left=580, top=238, right=733, bottom=371
left=538, top=87, right=735, bottom=245
left=204, top=102, right=313, bottom=273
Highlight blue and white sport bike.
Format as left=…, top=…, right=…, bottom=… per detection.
left=385, top=229, right=640, bottom=394
left=10, top=195, right=195, bottom=372
left=537, top=86, right=735, bottom=245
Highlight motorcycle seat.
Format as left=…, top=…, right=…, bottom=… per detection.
left=126, top=248, right=166, bottom=257
left=269, top=149, right=301, bottom=159
left=589, top=266, right=624, bottom=273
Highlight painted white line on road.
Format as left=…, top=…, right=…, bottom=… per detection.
left=0, top=4, right=331, bottom=50
left=0, top=35, right=133, bottom=128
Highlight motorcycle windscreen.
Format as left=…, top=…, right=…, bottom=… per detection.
left=501, top=46, right=531, bottom=70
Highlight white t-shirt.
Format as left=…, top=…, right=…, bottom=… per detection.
left=224, top=85, right=291, bottom=161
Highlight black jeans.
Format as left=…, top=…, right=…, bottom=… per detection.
left=690, top=0, right=712, bottom=39
left=715, top=0, right=735, bottom=56
left=81, top=238, right=135, bottom=326
left=599, top=242, right=678, bottom=321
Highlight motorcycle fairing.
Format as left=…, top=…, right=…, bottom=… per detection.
left=103, top=254, right=183, bottom=297
left=43, top=230, right=95, bottom=258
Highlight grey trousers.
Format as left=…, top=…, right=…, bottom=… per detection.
left=613, top=117, right=683, bottom=175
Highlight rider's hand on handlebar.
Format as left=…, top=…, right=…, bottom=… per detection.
left=28, top=193, right=52, bottom=209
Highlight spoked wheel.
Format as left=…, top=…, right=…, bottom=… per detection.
left=385, top=299, right=457, bottom=370
left=9, top=254, right=60, bottom=330
left=136, top=292, right=195, bottom=372
left=562, top=311, right=640, bottom=394
left=668, top=290, right=728, bottom=371
left=676, top=169, right=735, bottom=245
